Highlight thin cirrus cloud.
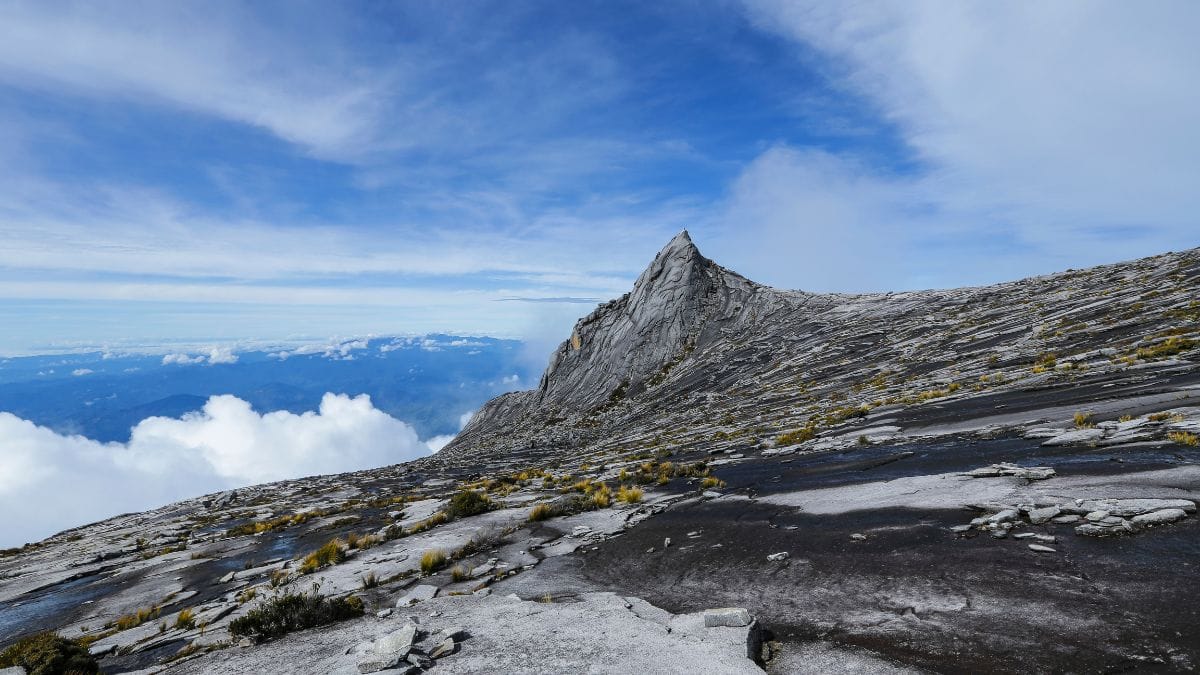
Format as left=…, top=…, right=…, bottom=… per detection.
left=0, top=1, right=1195, bottom=353
left=0, top=393, right=441, bottom=547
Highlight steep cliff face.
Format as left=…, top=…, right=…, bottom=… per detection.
left=535, top=230, right=781, bottom=408
left=451, top=231, right=797, bottom=450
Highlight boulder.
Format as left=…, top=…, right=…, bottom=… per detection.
left=704, top=607, right=752, bottom=628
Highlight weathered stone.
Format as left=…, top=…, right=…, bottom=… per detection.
left=429, top=637, right=456, bottom=659
left=1051, top=514, right=1081, bottom=524
left=987, top=509, right=1020, bottom=524
left=1028, top=544, right=1056, bottom=553
left=375, top=621, right=419, bottom=654
left=1042, top=429, right=1105, bottom=446
left=396, top=584, right=439, bottom=607
left=1027, top=506, right=1061, bottom=524
left=704, top=607, right=752, bottom=628
left=1079, top=499, right=1197, bottom=517
left=1131, top=508, right=1189, bottom=528
left=766, top=551, right=789, bottom=562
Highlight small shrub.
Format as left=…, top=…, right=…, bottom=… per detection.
left=0, top=632, right=99, bottom=674
left=360, top=572, right=379, bottom=590
left=236, top=588, right=258, bottom=604
left=445, top=490, right=493, bottom=519
left=420, top=549, right=447, bottom=574
left=1118, top=415, right=1134, bottom=423
left=299, top=540, right=346, bottom=575
left=1149, top=412, right=1173, bottom=422
left=174, top=608, right=197, bottom=631
left=1073, top=412, right=1095, bottom=428
left=1168, top=431, right=1199, bottom=447
left=269, top=570, right=291, bottom=588
left=450, top=565, right=469, bottom=582
left=528, top=503, right=555, bottom=522
left=700, top=476, right=725, bottom=490
left=228, top=588, right=363, bottom=643
left=616, top=486, right=644, bottom=504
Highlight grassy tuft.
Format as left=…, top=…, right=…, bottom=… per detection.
left=616, top=485, right=644, bottom=504
left=299, top=539, right=346, bottom=575
left=528, top=503, right=555, bottom=522
left=1168, top=431, right=1199, bottom=447
left=420, top=549, right=447, bottom=575
left=174, top=608, right=197, bottom=631
left=1073, top=412, right=1095, bottom=428
left=445, top=490, right=493, bottom=519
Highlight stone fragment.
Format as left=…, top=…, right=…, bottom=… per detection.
left=429, top=638, right=456, bottom=659
left=766, top=551, right=789, bottom=562
left=1027, top=506, right=1061, bottom=524
left=703, top=607, right=752, bottom=627
left=1084, top=511, right=1109, bottom=522
left=950, top=525, right=972, bottom=533
left=1131, top=508, right=1189, bottom=528
left=376, top=608, right=393, bottom=618
left=1028, top=544, right=1056, bottom=553
left=850, top=533, right=867, bottom=541
left=987, top=509, right=1019, bottom=524
left=396, top=584, right=439, bottom=607
left=1079, top=499, right=1197, bottom=517
left=1051, top=515, right=1081, bottom=524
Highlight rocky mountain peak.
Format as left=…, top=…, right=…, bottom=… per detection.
left=531, top=231, right=767, bottom=410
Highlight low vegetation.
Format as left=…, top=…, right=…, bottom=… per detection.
left=174, top=608, right=196, bottom=631
left=1136, top=336, right=1196, bottom=360
left=1168, top=431, right=1199, bottom=447
left=298, top=539, right=346, bottom=575
left=111, top=605, right=160, bottom=631
left=445, top=489, right=494, bottom=519
left=616, top=485, right=644, bottom=504
left=527, top=503, right=555, bottom=522
left=450, top=565, right=470, bottom=582
left=0, top=632, right=100, bottom=674
left=1074, top=412, right=1095, bottom=428
left=228, top=587, right=363, bottom=643
left=420, top=549, right=447, bottom=574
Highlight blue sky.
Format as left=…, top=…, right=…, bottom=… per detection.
left=1, top=0, right=1197, bottom=355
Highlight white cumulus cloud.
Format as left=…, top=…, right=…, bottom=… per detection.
left=0, top=393, right=438, bottom=547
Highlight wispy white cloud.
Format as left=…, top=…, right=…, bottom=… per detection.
left=0, top=2, right=389, bottom=161
left=0, top=393, right=440, bottom=546
left=729, top=1, right=1200, bottom=289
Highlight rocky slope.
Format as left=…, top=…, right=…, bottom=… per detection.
left=2, top=233, right=1200, bottom=674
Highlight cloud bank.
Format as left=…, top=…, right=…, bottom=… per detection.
left=0, top=393, right=438, bottom=547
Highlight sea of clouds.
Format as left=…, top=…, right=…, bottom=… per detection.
left=0, top=393, right=441, bottom=547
